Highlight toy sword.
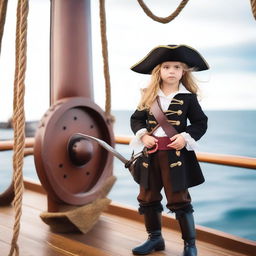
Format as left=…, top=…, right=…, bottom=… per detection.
left=74, top=133, right=157, bottom=168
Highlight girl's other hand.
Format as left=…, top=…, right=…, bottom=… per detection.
left=141, top=134, right=158, bottom=149
left=168, top=134, right=186, bottom=150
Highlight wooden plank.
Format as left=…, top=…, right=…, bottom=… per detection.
left=0, top=224, right=63, bottom=256
left=0, top=202, right=111, bottom=256
left=105, top=201, right=256, bottom=255
left=196, top=224, right=256, bottom=256
left=47, top=233, right=112, bottom=256
left=1, top=182, right=253, bottom=256
left=61, top=212, right=249, bottom=256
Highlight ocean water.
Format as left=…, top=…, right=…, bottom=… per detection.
left=0, top=110, right=256, bottom=241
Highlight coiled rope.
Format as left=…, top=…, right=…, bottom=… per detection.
left=137, top=0, right=190, bottom=23
left=99, top=0, right=115, bottom=124
left=8, top=0, right=29, bottom=255
left=251, top=0, right=256, bottom=19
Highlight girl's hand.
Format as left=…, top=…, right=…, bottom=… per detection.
left=168, top=134, right=186, bottom=150
left=141, top=134, right=158, bottom=149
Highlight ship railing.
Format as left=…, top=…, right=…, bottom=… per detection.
left=115, top=135, right=256, bottom=169
left=0, top=136, right=256, bottom=169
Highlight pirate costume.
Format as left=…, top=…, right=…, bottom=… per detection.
left=130, top=45, right=209, bottom=256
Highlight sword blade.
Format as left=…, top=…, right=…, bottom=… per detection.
left=76, top=133, right=129, bottom=165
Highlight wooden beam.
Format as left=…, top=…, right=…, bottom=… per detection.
left=1, top=136, right=256, bottom=169
left=0, top=137, right=34, bottom=150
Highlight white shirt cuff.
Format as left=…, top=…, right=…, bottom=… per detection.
left=180, top=132, right=198, bottom=151
left=129, top=128, right=147, bottom=152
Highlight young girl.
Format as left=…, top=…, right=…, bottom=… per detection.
left=130, top=44, right=209, bottom=256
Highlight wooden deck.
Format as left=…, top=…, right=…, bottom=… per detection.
left=0, top=181, right=255, bottom=256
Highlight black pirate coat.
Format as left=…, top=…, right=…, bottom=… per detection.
left=130, top=93, right=208, bottom=192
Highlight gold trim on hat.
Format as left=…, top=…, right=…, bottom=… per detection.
left=130, top=44, right=209, bottom=71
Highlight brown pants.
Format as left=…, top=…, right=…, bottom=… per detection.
left=137, top=150, right=191, bottom=213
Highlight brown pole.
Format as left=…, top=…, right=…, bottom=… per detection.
left=50, top=0, right=93, bottom=104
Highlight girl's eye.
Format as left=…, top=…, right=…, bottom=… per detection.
left=175, top=65, right=181, bottom=69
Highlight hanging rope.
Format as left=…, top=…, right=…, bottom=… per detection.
left=137, top=0, right=190, bottom=24
left=0, top=0, right=8, bottom=55
left=251, top=0, right=256, bottom=19
left=9, top=0, right=29, bottom=255
left=99, top=0, right=115, bottom=124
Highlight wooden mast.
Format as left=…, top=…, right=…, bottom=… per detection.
left=50, top=0, right=93, bottom=103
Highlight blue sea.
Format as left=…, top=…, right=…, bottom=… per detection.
left=0, top=110, right=256, bottom=241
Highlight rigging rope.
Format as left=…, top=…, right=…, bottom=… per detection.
left=99, top=0, right=115, bottom=124
left=137, top=0, right=190, bottom=23
left=251, top=0, right=256, bottom=19
left=0, top=0, right=8, bottom=55
left=8, top=0, right=28, bottom=255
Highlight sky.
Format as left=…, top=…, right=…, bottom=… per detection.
left=0, top=0, right=255, bottom=121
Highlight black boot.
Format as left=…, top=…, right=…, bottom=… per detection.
left=176, top=212, right=197, bottom=256
left=132, top=210, right=165, bottom=255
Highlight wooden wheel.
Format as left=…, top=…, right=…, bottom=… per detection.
left=34, top=97, right=114, bottom=205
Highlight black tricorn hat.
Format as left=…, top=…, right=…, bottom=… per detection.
left=131, top=44, right=209, bottom=74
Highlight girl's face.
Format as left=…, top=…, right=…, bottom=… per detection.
left=160, top=61, right=184, bottom=87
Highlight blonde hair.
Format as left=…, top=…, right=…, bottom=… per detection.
left=137, top=62, right=199, bottom=110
